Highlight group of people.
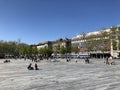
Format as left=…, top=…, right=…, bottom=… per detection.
left=27, top=56, right=115, bottom=70
left=84, top=56, right=115, bottom=65
left=4, top=59, right=10, bottom=63
left=27, top=63, right=39, bottom=70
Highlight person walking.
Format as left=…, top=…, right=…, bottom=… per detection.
left=106, top=57, right=109, bottom=65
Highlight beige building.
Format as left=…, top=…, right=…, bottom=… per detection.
left=52, top=38, right=71, bottom=53
left=36, top=38, right=71, bottom=54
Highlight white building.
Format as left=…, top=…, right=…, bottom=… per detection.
left=71, top=27, right=120, bottom=58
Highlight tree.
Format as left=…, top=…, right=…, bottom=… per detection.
left=38, top=48, right=45, bottom=56
left=99, top=30, right=111, bottom=52
left=85, top=34, right=98, bottom=53
left=46, top=48, right=53, bottom=57
left=65, top=38, right=71, bottom=53
left=59, top=46, right=66, bottom=54
left=38, top=47, right=53, bottom=57
left=19, top=43, right=30, bottom=55
left=71, top=46, right=79, bottom=54
left=0, top=41, right=17, bottom=55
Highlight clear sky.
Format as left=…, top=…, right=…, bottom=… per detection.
left=0, top=0, right=120, bottom=45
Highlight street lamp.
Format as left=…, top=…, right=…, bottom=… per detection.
left=82, top=32, right=86, bottom=53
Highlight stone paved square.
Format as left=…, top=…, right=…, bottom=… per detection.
left=0, top=58, right=120, bottom=90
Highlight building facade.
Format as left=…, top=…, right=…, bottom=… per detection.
left=36, top=41, right=52, bottom=50
left=36, top=38, right=71, bottom=54
left=71, top=26, right=120, bottom=58
left=35, top=26, right=120, bottom=58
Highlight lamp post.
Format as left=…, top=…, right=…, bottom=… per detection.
left=82, top=32, right=86, bottom=54
left=17, top=38, right=21, bottom=58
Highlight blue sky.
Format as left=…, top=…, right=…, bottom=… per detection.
left=0, top=0, right=120, bottom=44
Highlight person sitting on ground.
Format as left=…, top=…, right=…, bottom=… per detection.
left=4, top=60, right=10, bottom=63
left=109, top=56, right=115, bottom=65
left=35, top=63, right=39, bottom=70
left=27, top=63, right=34, bottom=70
left=66, top=59, right=69, bottom=62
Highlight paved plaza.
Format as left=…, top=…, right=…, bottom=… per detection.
left=0, top=58, right=120, bottom=90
